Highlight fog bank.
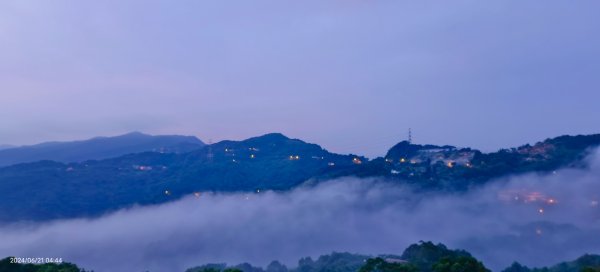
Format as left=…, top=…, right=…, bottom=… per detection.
left=1, top=151, right=600, bottom=272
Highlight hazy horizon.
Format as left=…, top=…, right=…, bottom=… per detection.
left=1, top=130, right=598, bottom=159
left=0, top=131, right=598, bottom=158
left=2, top=1, right=600, bottom=157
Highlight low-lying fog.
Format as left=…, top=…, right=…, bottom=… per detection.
left=1, top=150, right=600, bottom=272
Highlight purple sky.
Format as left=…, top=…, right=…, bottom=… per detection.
left=1, top=1, right=599, bottom=157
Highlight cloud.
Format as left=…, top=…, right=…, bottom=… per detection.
left=1, top=150, right=600, bottom=272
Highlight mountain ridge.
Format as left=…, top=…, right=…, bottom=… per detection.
left=0, top=132, right=205, bottom=167
left=0, top=132, right=599, bottom=222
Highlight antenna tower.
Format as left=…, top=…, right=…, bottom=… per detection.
left=207, top=139, right=214, bottom=162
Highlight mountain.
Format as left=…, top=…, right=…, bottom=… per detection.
left=0, top=133, right=362, bottom=222
left=0, top=132, right=204, bottom=167
left=343, top=134, right=600, bottom=190
left=0, top=133, right=598, bottom=222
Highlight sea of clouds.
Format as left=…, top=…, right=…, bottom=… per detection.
left=1, top=150, right=599, bottom=272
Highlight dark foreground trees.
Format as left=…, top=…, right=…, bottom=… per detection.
left=358, top=257, right=418, bottom=272
left=431, top=256, right=489, bottom=272
left=359, top=242, right=489, bottom=272
left=2, top=241, right=598, bottom=272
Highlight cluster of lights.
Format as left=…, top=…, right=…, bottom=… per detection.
left=134, top=165, right=153, bottom=171
left=499, top=190, right=553, bottom=204
left=497, top=190, right=564, bottom=217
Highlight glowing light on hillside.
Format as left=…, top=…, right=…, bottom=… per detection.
left=353, top=158, right=362, bottom=164
left=524, top=192, right=546, bottom=203
left=400, top=158, right=406, bottom=163
left=538, top=208, right=544, bottom=214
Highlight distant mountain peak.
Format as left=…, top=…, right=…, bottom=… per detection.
left=87, top=131, right=149, bottom=141
left=0, top=133, right=205, bottom=166
left=122, top=131, right=148, bottom=137
left=245, top=133, right=291, bottom=143
left=386, top=141, right=456, bottom=159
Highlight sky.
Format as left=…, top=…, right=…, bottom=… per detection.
left=1, top=1, right=599, bottom=157
left=2, top=149, right=600, bottom=272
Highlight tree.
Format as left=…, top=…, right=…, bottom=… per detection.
left=400, top=241, right=471, bottom=272
left=266, top=261, right=288, bottom=272
left=359, top=258, right=419, bottom=272
left=502, top=262, right=531, bottom=272
left=432, top=256, right=490, bottom=272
